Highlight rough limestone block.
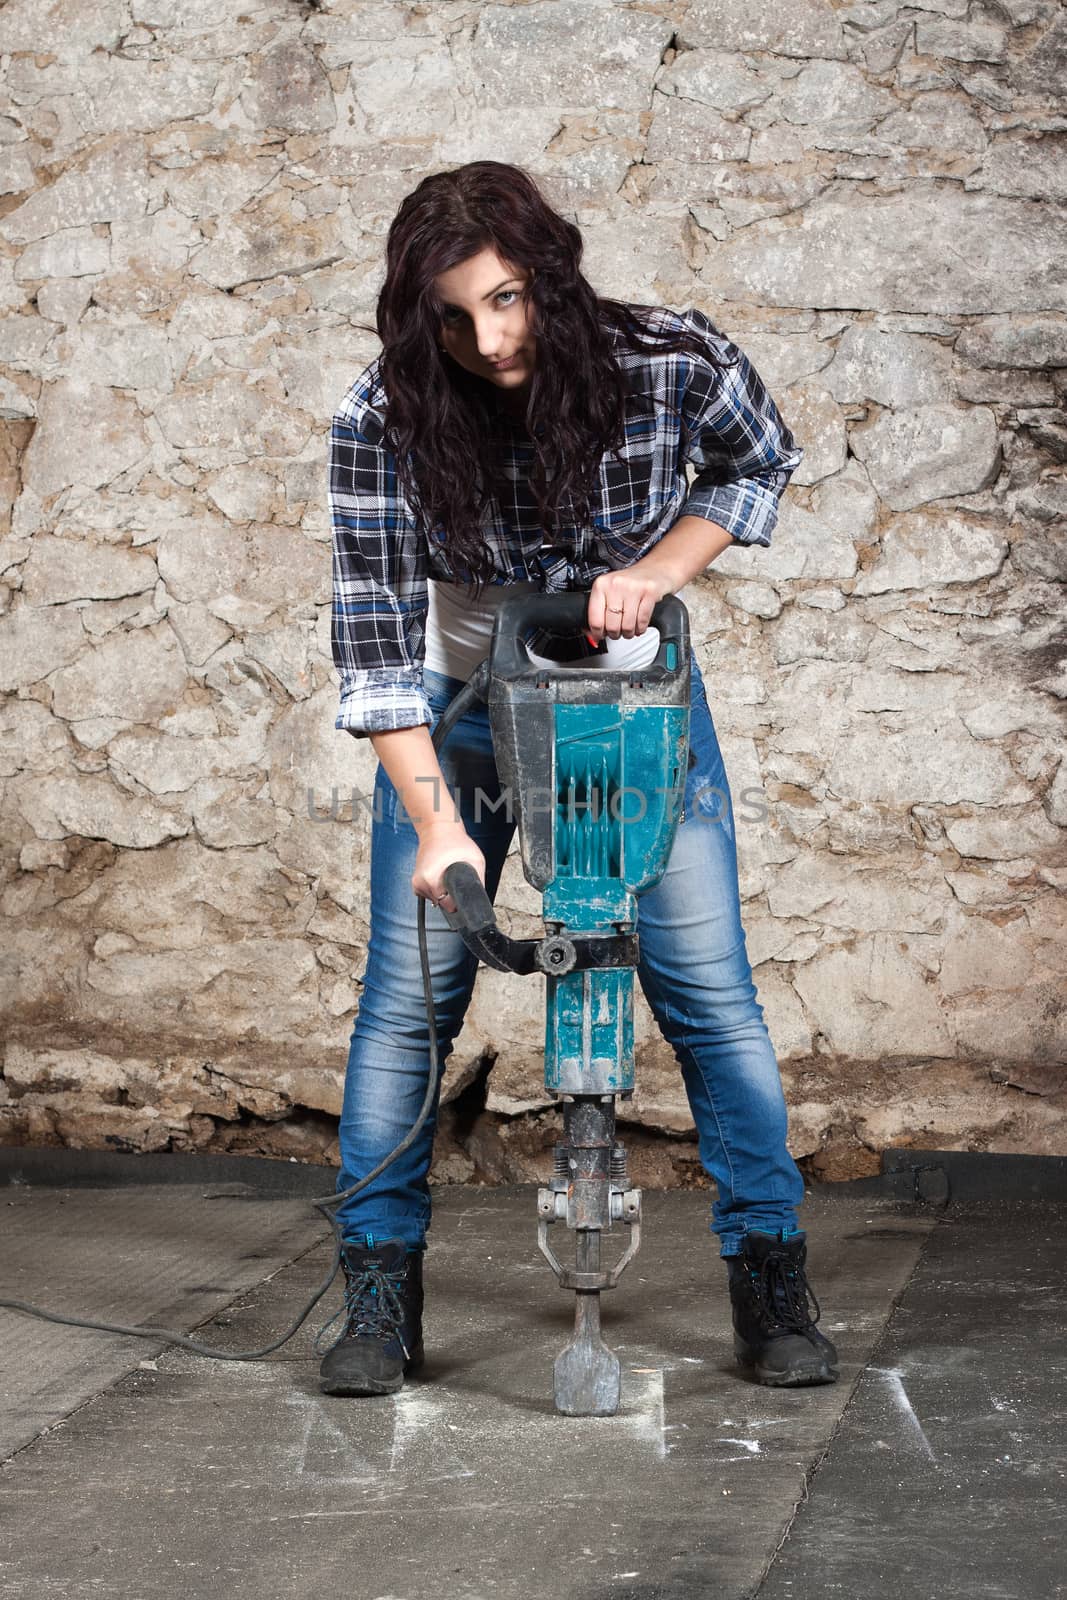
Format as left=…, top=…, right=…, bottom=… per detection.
left=0, top=603, right=85, bottom=692
left=678, top=0, right=847, bottom=60
left=825, top=722, right=1032, bottom=807
left=472, top=3, right=672, bottom=110
left=701, top=186, right=1066, bottom=314
left=849, top=405, right=1001, bottom=511
left=854, top=511, right=1008, bottom=592
left=20, top=536, right=158, bottom=605
left=50, top=623, right=188, bottom=724
left=16, top=771, right=190, bottom=849
left=792, top=934, right=955, bottom=1058
left=0, top=137, right=152, bottom=246
left=157, top=518, right=327, bottom=630
left=22, top=379, right=150, bottom=497
left=825, top=324, right=957, bottom=408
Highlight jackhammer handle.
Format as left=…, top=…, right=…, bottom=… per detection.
left=441, top=861, right=496, bottom=934
left=489, top=592, right=689, bottom=682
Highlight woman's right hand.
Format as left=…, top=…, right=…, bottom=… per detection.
left=413, top=821, right=487, bottom=916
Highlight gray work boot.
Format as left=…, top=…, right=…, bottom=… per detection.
left=318, top=1237, right=425, bottom=1397
left=726, top=1229, right=838, bottom=1387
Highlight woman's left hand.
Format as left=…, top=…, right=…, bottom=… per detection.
left=586, top=560, right=673, bottom=643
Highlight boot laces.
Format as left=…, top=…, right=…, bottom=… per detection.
left=314, top=1261, right=410, bottom=1358
left=754, top=1249, right=821, bottom=1334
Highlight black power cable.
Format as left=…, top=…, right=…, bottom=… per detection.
left=0, top=662, right=493, bottom=1361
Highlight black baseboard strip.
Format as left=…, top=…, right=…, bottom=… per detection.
left=1, top=1144, right=1064, bottom=1203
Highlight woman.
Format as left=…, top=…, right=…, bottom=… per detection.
left=324, top=161, right=837, bottom=1397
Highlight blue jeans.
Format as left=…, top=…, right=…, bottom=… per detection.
left=335, top=658, right=805, bottom=1257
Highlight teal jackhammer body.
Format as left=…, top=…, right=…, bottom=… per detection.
left=442, top=592, right=691, bottom=1416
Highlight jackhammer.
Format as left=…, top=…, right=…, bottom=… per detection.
left=439, top=591, right=691, bottom=1415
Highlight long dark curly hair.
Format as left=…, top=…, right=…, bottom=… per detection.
left=367, top=160, right=737, bottom=596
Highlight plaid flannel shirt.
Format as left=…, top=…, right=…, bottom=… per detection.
left=329, top=306, right=803, bottom=739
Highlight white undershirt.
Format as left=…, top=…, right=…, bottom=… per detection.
left=423, top=578, right=662, bottom=682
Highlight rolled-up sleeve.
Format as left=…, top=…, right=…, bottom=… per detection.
left=675, top=309, right=803, bottom=549
left=329, top=373, right=432, bottom=739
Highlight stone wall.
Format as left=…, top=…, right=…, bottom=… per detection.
left=1, top=0, right=1064, bottom=1184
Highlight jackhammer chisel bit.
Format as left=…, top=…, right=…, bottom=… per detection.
left=553, top=1232, right=620, bottom=1417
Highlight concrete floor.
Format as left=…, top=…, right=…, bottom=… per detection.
left=1, top=1162, right=1063, bottom=1600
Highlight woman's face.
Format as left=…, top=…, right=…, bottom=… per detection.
left=434, top=247, right=536, bottom=400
